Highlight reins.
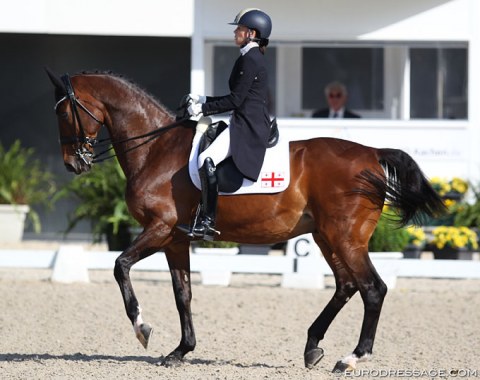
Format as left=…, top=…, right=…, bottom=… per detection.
left=91, top=117, right=191, bottom=163
left=56, top=73, right=192, bottom=163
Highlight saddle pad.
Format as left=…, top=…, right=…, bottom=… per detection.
left=188, top=132, right=290, bottom=195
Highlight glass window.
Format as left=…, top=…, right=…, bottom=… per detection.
left=302, top=47, right=384, bottom=112
left=211, top=42, right=468, bottom=120
left=410, top=47, right=468, bottom=119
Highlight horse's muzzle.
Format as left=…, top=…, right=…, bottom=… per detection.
left=64, top=159, right=91, bottom=175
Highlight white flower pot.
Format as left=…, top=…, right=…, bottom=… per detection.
left=0, top=204, right=29, bottom=243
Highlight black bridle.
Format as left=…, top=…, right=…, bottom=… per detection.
left=55, top=74, right=103, bottom=165
left=54, top=73, right=192, bottom=164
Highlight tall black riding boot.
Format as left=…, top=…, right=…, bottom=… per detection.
left=192, top=157, right=220, bottom=240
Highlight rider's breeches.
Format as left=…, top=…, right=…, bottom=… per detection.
left=198, top=125, right=231, bottom=167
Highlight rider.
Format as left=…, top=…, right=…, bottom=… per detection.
left=184, top=8, right=273, bottom=241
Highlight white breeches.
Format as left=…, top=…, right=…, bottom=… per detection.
left=198, top=125, right=232, bottom=168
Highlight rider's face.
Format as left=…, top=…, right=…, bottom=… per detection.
left=234, top=25, right=255, bottom=46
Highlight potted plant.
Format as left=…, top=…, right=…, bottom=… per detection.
left=0, top=140, right=56, bottom=242
left=429, top=176, right=468, bottom=202
left=424, top=177, right=469, bottom=226
left=369, top=208, right=410, bottom=253
left=403, top=225, right=427, bottom=259
left=55, top=157, right=139, bottom=251
left=453, top=181, right=480, bottom=230
left=430, top=226, right=478, bottom=260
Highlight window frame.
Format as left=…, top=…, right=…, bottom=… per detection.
left=205, top=40, right=468, bottom=120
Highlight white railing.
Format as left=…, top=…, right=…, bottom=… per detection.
left=1, top=235, right=479, bottom=288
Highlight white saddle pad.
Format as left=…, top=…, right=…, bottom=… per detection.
left=188, top=130, right=290, bottom=195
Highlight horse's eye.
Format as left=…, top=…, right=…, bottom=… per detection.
left=59, top=112, right=69, bottom=120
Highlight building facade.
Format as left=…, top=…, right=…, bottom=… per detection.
left=1, top=0, right=479, bottom=237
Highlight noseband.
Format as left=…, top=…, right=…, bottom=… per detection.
left=55, top=74, right=104, bottom=165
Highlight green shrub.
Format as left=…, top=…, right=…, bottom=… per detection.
left=0, top=140, right=56, bottom=232
left=55, top=157, right=139, bottom=246
left=369, top=212, right=410, bottom=252
left=194, top=240, right=238, bottom=249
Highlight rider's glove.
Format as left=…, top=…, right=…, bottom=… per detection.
left=187, top=102, right=203, bottom=117
left=188, top=94, right=206, bottom=104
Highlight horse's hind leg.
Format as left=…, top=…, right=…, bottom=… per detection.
left=332, top=250, right=387, bottom=373
left=304, top=235, right=358, bottom=369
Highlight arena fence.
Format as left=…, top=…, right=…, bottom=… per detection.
left=1, top=234, right=479, bottom=288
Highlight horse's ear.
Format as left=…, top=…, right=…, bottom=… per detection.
left=44, top=66, right=66, bottom=94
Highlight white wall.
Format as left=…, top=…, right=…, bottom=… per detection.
left=0, top=0, right=194, bottom=36
left=277, top=119, right=470, bottom=179
left=194, top=0, right=480, bottom=183
left=198, top=0, right=472, bottom=41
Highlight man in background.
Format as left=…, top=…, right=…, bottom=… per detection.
left=312, top=81, right=361, bottom=118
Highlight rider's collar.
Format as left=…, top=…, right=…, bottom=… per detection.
left=240, top=41, right=259, bottom=56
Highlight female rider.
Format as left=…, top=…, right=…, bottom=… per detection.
left=184, top=8, right=273, bottom=241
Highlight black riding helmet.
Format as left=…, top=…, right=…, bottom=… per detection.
left=229, top=8, right=272, bottom=40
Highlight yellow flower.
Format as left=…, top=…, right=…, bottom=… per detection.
left=450, top=177, right=468, bottom=194
left=429, top=177, right=468, bottom=197
left=406, top=225, right=426, bottom=247
left=444, top=199, right=457, bottom=208
left=431, top=226, right=478, bottom=250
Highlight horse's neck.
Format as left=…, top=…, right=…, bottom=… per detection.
left=105, top=93, right=182, bottom=179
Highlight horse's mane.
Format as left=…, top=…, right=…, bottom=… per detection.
left=77, top=70, right=174, bottom=118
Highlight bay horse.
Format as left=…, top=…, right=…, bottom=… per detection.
left=46, top=69, right=444, bottom=372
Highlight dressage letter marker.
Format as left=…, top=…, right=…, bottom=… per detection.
left=261, top=172, right=285, bottom=188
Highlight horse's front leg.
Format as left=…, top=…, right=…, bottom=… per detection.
left=113, top=228, right=162, bottom=349
left=161, top=243, right=196, bottom=367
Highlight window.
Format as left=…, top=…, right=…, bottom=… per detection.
left=302, top=47, right=384, bottom=112
left=410, top=47, right=468, bottom=119
left=210, top=42, right=468, bottom=119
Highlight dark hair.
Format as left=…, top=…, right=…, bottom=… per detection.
left=257, top=37, right=269, bottom=54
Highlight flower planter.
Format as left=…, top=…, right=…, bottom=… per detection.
left=432, top=246, right=473, bottom=260
left=238, top=244, right=271, bottom=255
left=402, top=244, right=423, bottom=259
left=0, top=204, right=29, bottom=243
left=192, top=246, right=239, bottom=286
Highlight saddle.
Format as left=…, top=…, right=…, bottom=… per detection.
left=198, top=119, right=280, bottom=193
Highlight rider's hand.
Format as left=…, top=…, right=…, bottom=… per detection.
left=188, top=94, right=206, bottom=104
left=188, top=103, right=203, bottom=117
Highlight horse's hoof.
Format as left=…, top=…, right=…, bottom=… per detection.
left=332, top=360, right=354, bottom=373
left=135, top=323, right=153, bottom=349
left=159, top=353, right=183, bottom=367
left=304, top=348, right=324, bottom=369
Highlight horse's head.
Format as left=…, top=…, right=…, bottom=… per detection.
left=46, top=68, right=106, bottom=174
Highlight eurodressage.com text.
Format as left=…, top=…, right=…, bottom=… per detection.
left=341, top=368, right=479, bottom=378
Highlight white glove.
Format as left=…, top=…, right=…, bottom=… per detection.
left=188, top=102, right=203, bottom=117
left=188, top=93, right=206, bottom=104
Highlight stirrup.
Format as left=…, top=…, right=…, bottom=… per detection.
left=176, top=224, right=195, bottom=238
left=192, top=219, right=220, bottom=241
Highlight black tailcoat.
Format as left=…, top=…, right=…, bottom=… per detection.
left=202, top=47, right=270, bottom=181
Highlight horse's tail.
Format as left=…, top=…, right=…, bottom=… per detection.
left=355, top=148, right=446, bottom=226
